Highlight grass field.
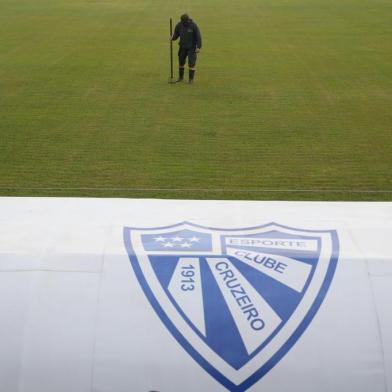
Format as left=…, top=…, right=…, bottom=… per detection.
left=0, top=0, right=391, bottom=200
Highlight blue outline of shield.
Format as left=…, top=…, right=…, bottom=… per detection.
left=123, top=222, right=339, bottom=391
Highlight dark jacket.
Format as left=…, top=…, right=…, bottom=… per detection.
left=172, top=20, right=202, bottom=50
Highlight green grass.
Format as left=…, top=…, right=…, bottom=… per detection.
left=0, top=0, right=391, bottom=200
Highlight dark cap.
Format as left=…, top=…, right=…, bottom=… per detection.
left=181, top=13, right=190, bottom=22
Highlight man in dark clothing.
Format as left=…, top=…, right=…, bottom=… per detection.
left=171, top=14, right=202, bottom=84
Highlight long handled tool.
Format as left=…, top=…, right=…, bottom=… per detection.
left=168, top=18, right=176, bottom=84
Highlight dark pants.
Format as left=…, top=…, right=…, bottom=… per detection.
left=178, top=46, right=197, bottom=68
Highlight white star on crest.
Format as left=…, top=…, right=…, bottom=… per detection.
left=163, top=242, right=174, bottom=248
left=154, top=236, right=166, bottom=242
left=181, top=242, right=192, bottom=248
left=190, top=237, right=200, bottom=242
left=172, top=236, right=183, bottom=242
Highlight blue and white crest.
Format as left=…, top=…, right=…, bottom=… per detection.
left=123, top=222, right=339, bottom=391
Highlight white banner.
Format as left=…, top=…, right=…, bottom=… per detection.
left=0, top=198, right=391, bottom=392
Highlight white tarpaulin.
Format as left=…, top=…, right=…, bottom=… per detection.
left=0, top=197, right=391, bottom=392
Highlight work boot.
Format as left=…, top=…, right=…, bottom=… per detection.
left=189, top=69, right=195, bottom=84
left=177, top=67, right=185, bottom=82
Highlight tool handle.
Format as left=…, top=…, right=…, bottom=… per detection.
left=170, top=18, right=173, bottom=79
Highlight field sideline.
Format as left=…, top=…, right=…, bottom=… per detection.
left=0, top=0, right=391, bottom=200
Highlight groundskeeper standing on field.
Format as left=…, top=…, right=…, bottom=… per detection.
left=171, top=14, right=202, bottom=84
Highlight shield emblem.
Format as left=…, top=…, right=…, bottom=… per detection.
left=123, top=222, right=339, bottom=391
